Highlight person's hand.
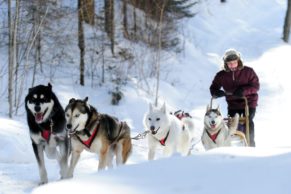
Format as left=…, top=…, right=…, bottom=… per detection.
left=213, top=90, right=226, bottom=98
left=233, top=87, right=244, bottom=97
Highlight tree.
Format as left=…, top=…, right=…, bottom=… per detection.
left=78, top=0, right=85, bottom=86
left=104, top=0, right=115, bottom=55
left=155, top=0, right=167, bottom=106
left=283, top=0, right=291, bottom=42
left=122, top=0, right=129, bottom=38
left=8, top=0, right=13, bottom=118
left=8, top=0, right=20, bottom=118
left=82, top=0, right=95, bottom=25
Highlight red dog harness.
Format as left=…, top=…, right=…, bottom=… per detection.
left=159, top=130, right=170, bottom=146
left=206, top=129, right=221, bottom=144
left=76, top=123, right=100, bottom=148
left=41, top=120, right=54, bottom=142
left=41, top=129, right=51, bottom=142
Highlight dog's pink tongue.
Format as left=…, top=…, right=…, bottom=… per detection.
left=35, top=113, right=44, bottom=122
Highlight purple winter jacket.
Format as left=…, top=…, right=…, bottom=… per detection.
left=210, top=64, right=260, bottom=109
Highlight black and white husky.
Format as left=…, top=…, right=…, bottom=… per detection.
left=202, top=105, right=239, bottom=150
left=25, top=83, right=69, bottom=184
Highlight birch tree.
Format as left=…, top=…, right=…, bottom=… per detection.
left=8, top=0, right=20, bottom=118
left=154, top=0, right=167, bottom=106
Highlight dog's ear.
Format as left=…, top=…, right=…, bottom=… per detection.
left=28, top=87, right=32, bottom=93
left=161, top=102, right=166, bottom=113
left=206, top=104, right=210, bottom=112
left=149, top=103, right=153, bottom=112
left=69, top=98, right=76, bottom=104
left=84, top=96, right=89, bottom=102
left=217, top=105, right=220, bottom=112
left=83, top=97, right=91, bottom=110
left=48, top=83, right=52, bottom=90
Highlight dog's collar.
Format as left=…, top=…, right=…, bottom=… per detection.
left=158, top=130, right=170, bottom=146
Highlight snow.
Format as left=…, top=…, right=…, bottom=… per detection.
left=1, top=0, right=291, bottom=194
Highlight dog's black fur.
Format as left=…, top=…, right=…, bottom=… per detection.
left=25, top=83, right=69, bottom=184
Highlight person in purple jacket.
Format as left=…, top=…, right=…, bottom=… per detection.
left=210, top=49, right=260, bottom=147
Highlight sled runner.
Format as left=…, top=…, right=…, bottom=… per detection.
left=210, top=96, right=250, bottom=147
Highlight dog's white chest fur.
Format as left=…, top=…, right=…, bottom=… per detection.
left=144, top=103, right=195, bottom=160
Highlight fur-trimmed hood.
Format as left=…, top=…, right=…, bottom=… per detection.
left=222, top=49, right=245, bottom=72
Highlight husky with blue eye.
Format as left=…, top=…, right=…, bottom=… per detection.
left=25, top=83, right=69, bottom=185
left=65, top=97, right=132, bottom=178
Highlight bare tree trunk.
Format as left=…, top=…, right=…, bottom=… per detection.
left=133, top=0, right=137, bottom=36
left=36, top=0, right=43, bottom=72
left=82, top=0, right=95, bottom=25
left=79, top=0, right=85, bottom=85
left=283, top=0, right=291, bottom=42
left=122, top=0, right=129, bottom=38
left=101, top=32, right=105, bottom=83
left=8, top=0, right=13, bottom=118
left=32, top=1, right=41, bottom=86
left=7, top=0, right=20, bottom=117
left=13, top=0, right=21, bottom=114
left=104, top=0, right=115, bottom=55
left=154, top=1, right=167, bottom=107
left=110, top=0, right=114, bottom=55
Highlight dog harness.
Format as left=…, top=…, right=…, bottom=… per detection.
left=41, top=130, right=51, bottom=142
left=76, top=123, right=100, bottom=148
left=41, top=119, right=54, bottom=142
left=206, top=129, right=221, bottom=144
left=159, top=130, right=170, bottom=146
left=76, top=121, right=125, bottom=148
left=173, top=110, right=192, bottom=120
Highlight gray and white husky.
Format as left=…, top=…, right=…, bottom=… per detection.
left=25, top=83, right=69, bottom=184
left=202, top=105, right=239, bottom=150
left=143, top=103, right=195, bottom=160
left=65, top=97, right=132, bottom=178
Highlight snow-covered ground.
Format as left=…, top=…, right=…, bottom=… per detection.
left=1, top=0, right=291, bottom=194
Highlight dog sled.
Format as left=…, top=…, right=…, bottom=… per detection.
left=210, top=96, right=250, bottom=147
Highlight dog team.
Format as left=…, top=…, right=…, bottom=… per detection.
left=25, top=83, right=241, bottom=184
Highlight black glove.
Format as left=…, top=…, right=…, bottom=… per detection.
left=213, top=90, right=226, bottom=98
left=233, top=87, right=244, bottom=97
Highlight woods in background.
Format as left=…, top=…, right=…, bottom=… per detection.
left=3, top=0, right=197, bottom=117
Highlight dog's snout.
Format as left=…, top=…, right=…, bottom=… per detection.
left=211, top=120, right=215, bottom=125
left=67, top=124, right=72, bottom=129
left=34, top=105, right=41, bottom=112
left=150, top=126, right=155, bottom=131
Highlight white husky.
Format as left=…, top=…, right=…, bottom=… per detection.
left=143, top=103, right=195, bottom=160
left=201, top=105, right=239, bottom=150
